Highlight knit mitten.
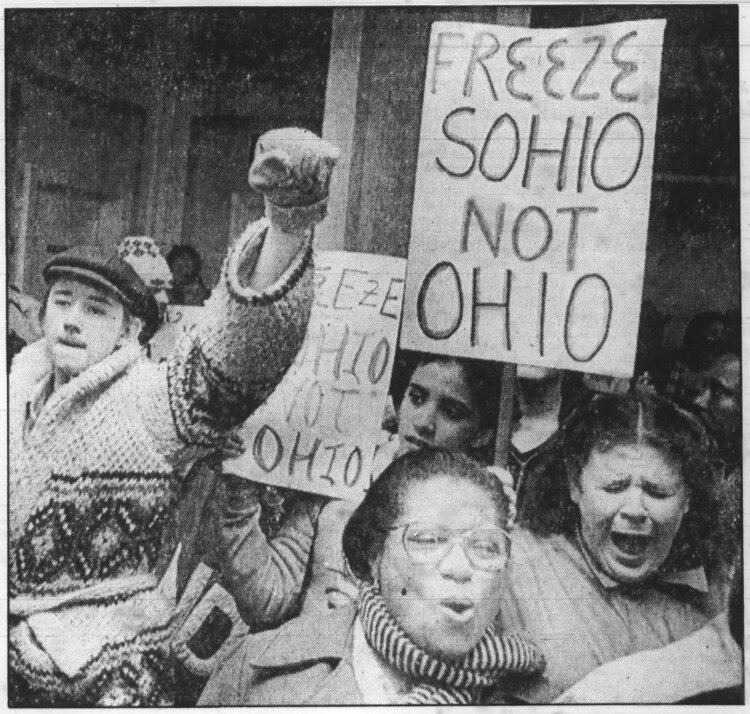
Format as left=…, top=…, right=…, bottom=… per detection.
left=248, top=127, right=341, bottom=232
left=220, top=474, right=262, bottom=527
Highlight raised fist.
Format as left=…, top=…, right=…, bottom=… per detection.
left=249, top=127, right=340, bottom=209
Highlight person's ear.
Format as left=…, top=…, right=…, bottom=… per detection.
left=117, top=315, right=143, bottom=347
left=567, top=470, right=583, bottom=505
left=470, top=427, right=493, bottom=450
left=681, top=493, right=690, bottom=517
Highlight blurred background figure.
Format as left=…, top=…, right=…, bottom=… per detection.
left=666, top=311, right=732, bottom=406
left=511, top=366, right=592, bottom=521
left=691, top=349, right=742, bottom=560
left=693, top=351, right=741, bottom=466
left=167, top=245, right=210, bottom=306
left=680, top=311, right=731, bottom=372
left=8, top=285, right=43, bottom=369
left=512, top=366, right=564, bottom=456
left=118, top=236, right=173, bottom=344
left=510, top=366, right=564, bottom=515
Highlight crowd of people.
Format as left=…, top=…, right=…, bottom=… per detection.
left=7, top=127, right=743, bottom=706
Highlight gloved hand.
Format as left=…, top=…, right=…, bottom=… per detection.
left=248, top=127, right=341, bottom=232
left=219, top=473, right=261, bottom=527
left=220, top=430, right=246, bottom=460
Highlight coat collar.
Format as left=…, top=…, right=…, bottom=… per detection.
left=11, top=338, right=143, bottom=432
left=10, top=339, right=53, bottom=403
left=9, top=339, right=147, bottom=547
left=245, top=605, right=357, bottom=668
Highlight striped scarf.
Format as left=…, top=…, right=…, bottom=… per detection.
left=358, top=583, right=545, bottom=704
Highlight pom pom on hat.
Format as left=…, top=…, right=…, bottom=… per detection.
left=118, top=236, right=173, bottom=293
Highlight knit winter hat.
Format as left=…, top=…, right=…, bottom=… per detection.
left=117, top=236, right=173, bottom=293
left=43, top=245, right=152, bottom=320
left=248, top=127, right=341, bottom=232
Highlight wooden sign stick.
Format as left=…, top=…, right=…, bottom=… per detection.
left=493, top=363, right=517, bottom=469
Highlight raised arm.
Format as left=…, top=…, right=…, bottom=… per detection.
left=217, top=476, right=325, bottom=629
left=139, top=128, right=340, bottom=460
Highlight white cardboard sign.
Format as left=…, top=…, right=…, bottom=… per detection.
left=224, top=251, right=406, bottom=500
left=401, top=20, right=666, bottom=377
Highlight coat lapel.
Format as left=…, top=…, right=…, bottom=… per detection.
left=246, top=605, right=357, bottom=668
left=306, top=659, right=363, bottom=705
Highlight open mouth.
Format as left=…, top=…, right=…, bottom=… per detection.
left=439, top=599, right=475, bottom=623
left=610, top=532, right=651, bottom=557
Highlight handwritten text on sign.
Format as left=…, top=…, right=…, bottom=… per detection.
left=401, top=20, right=665, bottom=377
left=224, top=252, right=406, bottom=500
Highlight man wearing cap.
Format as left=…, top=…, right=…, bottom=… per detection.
left=9, top=128, right=340, bottom=705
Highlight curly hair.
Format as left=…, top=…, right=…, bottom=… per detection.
left=519, top=391, right=731, bottom=574
left=342, top=448, right=511, bottom=583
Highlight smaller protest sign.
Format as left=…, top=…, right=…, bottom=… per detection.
left=224, top=251, right=407, bottom=501
left=147, top=306, right=204, bottom=363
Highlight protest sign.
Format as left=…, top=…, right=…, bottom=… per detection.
left=401, top=20, right=665, bottom=377
left=147, top=305, right=204, bottom=363
left=224, top=251, right=406, bottom=501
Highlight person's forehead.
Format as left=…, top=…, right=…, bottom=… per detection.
left=412, top=361, right=472, bottom=399
left=585, top=444, right=682, bottom=482
left=399, top=475, right=499, bottom=524
left=51, top=276, right=117, bottom=304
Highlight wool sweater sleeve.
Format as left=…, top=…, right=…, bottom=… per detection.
left=139, top=218, right=313, bottom=460
left=218, top=481, right=324, bottom=630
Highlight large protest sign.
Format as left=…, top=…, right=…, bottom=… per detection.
left=401, top=20, right=665, bottom=377
left=147, top=306, right=204, bottom=362
left=224, top=251, right=406, bottom=500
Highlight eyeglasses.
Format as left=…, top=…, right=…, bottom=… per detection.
left=393, top=522, right=511, bottom=572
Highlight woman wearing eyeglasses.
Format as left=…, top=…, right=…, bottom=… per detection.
left=213, top=352, right=504, bottom=634
left=199, top=449, right=545, bottom=705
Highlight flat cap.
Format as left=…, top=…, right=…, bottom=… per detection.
left=43, top=245, right=152, bottom=320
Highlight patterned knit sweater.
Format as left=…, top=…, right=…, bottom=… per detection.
left=8, top=218, right=313, bottom=705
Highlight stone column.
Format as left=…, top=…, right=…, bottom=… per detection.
left=318, top=6, right=531, bottom=256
